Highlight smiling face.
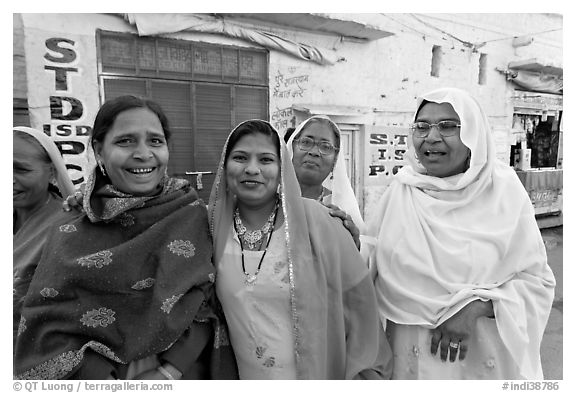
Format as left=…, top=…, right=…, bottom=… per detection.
left=413, top=102, right=471, bottom=178
left=225, top=132, right=280, bottom=210
left=93, top=107, right=169, bottom=196
left=13, top=136, right=53, bottom=211
left=291, top=121, right=338, bottom=186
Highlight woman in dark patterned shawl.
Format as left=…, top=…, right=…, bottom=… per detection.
left=14, top=95, right=237, bottom=380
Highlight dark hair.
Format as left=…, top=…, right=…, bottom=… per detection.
left=415, top=99, right=430, bottom=119
left=90, top=95, right=170, bottom=151
left=298, top=117, right=340, bottom=149
left=225, top=120, right=280, bottom=162
left=283, top=127, right=296, bottom=143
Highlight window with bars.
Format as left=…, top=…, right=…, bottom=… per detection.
left=97, top=30, right=269, bottom=201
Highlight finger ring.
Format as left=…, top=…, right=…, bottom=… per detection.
left=449, top=342, right=459, bottom=349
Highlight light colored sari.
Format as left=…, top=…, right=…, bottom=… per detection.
left=209, top=120, right=392, bottom=379
left=369, top=88, right=555, bottom=379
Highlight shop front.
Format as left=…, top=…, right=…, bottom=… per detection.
left=504, top=59, right=563, bottom=227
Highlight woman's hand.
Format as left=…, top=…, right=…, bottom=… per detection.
left=323, top=203, right=361, bottom=250
left=430, top=300, right=494, bottom=362
left=63, top=189, right=84, bottom=212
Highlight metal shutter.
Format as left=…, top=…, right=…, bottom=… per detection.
left=102, top=78, right=147, bottom=99
left=194, top=83, right=232, bottom=200
left=235, top=86, right=268, bottom=123
left=149, top=81, right=193, bottom=178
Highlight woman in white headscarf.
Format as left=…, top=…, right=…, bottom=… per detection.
left=209, top=119, right=392, bottom=379
left=369, top=88, right=555, bottom=379
left=13, top=126, right=76, bottom=343
left=286, top=116, right=374, bottom=259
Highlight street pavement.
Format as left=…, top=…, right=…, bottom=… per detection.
left=540, top=226, right=563, bottom=380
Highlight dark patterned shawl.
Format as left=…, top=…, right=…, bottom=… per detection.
left=14, top=170, right=235, bottom=379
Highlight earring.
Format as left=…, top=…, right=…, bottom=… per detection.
left=97, top=160, right=107, bottom=177
left=330, top=171, right=334, bottom=180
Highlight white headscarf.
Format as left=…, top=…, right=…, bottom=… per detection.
left=13, top=126, right=75, bottom=198
left=369, top=87, right=555, bottom=379
left=286, top=115, right=366, bottom=233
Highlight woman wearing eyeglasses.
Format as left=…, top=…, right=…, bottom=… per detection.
left=286, top=116, right=368, bottom=253
left=368, top=87, right=555, bottom=379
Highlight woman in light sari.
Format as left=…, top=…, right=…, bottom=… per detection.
left=369, top=87, right=555, bottom=379
left=209, top=119, right=392, bottom=379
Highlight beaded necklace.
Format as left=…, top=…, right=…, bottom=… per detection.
left=234, top=200, right=280, bottom=286
left=234, top=201, right=278, bottom=250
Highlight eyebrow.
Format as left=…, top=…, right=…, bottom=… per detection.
left=415, top=117, right=460, bottom=122
left=112, top=131, right=165, bottom=139
left=301, top=135, right=334, bottom=143
left=231, top=149, right=277, bottom=156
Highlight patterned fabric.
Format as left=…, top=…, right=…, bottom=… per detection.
left=209, top=120, right=393, bottom=379
left=13, top=196, right=78, bottom=346
left=14, top=169, right=236, bottom=379
left=217, top=223, right=297, bottom=379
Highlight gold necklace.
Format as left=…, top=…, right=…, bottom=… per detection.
left=234, top=202, right=278, bottom=250
left=234, top=201, right=279, bottom=285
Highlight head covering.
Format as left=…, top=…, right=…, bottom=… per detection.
left=368, top=87, right=555, bottom=378
left=209, top=120, right=391, bottom=379
left=13, top=126, right=75, bottom=198
left=286, top=115, right=366, bottom=233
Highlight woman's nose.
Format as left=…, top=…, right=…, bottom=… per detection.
left=133, top=143, right=153, bottom=159
left=245, top=159, right=261, bottom=174
left=306, top=145, right=321, bottom=156
left=424, top=126, right=443, bottom=142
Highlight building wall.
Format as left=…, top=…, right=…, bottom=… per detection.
left=15, top=13, right=562, bottom=214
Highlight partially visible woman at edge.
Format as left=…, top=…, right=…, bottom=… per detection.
left=14, top=95, right=237, bottom=380
left=209, top=119, right=392, bottom=379
left=285, top=116, right=373, bottom=259
left=13, top=127, right=76, bottom=344
left=368, top=87, right=555, bottom=379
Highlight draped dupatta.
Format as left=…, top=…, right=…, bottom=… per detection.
left=369, top=88, right=555, bottom=379
left=14, top=169, right=220, bottom=379
left=209, top=120, right=391, bottom=379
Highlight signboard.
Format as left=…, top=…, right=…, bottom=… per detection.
left=367, top=125, right=409, bottom=187
left=24, top=30, right=100, bottom=185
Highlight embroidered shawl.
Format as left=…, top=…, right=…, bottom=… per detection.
left=14, top=170, right=224, bottom=379
left=209, top=120, right=392, bottom=379
left=368, top=88, right=555, bottom=379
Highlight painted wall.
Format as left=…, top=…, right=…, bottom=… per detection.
left=16, top=13, right=562, bottom=215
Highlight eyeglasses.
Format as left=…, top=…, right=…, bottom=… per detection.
left=410, top=120, right=461, bottom=138
left=295, top=136, right=339, bottom=155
